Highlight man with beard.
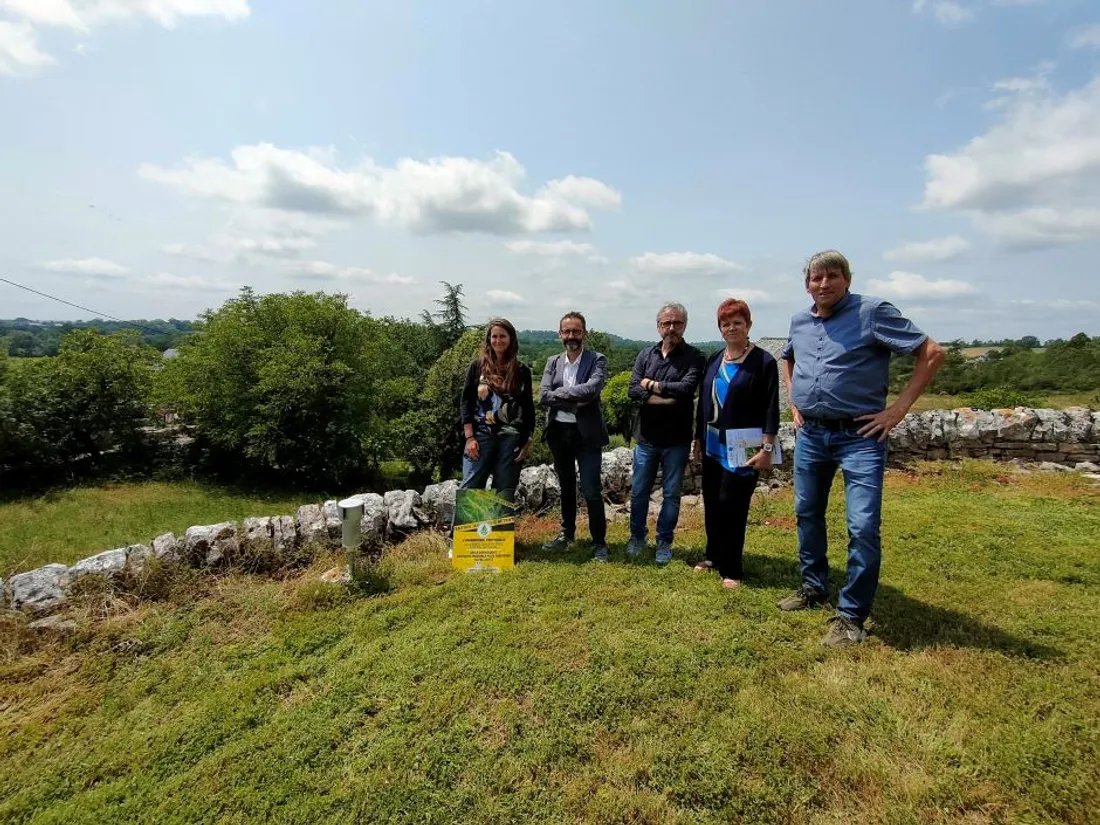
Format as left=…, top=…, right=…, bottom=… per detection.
left=627, top=302, right=705, bottom=565
left=539, top=311, right=611, bottom=561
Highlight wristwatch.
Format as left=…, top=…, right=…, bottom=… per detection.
left=762, top=443, right=774, bottom=453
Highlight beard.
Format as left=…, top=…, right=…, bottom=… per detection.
left=564, top=339, right=582, bottom=351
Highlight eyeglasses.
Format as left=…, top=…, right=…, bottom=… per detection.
left=658, top=320, right=685, bottom=330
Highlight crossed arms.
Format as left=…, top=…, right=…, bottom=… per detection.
left=539, top=353, right=608, bottom=410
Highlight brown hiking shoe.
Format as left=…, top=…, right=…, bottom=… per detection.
left=822, top=615, right=867, bottom=648
left=777, top=584, right=829, bottom=612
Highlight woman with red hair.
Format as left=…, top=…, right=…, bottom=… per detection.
left=459, top=318, right=536, bottom=500
left=693, top=299, right=780, bottom=588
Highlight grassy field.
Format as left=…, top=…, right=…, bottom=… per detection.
left=1, top=463, right=1098, bottom=824
left=0, top=482, right=311, bottom=578
left=899, top=390, right=1099, bottom=413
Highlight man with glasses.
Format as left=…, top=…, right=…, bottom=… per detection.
left=627, top=302, right=705, bottom=564
left=539, top=311, right=611, bottom=561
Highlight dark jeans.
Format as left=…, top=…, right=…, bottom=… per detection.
left=793, top=421, right=887, bottom=623
left=701, top=458, right=758, bottom=580
left=546, top=422, right=606, bottom=544
left=460, top=431, right=523, bottom=500
left=629, top=441, right=690, bottom=544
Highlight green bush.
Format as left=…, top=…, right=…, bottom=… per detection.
left=962, top=387, right=1041, bottom=410
left=601, top=371, right=634, bottom=443
left=162, top=288, right=380, bottom=488
left=1, top=330, right=158, bottom=477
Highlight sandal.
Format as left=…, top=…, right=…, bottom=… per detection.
left=721, top=578, right=742, bottom=589
left=693, top=560, right=715, bottom=573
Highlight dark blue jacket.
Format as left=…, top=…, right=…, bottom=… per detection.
left=694, top=345, right=780, bottom=444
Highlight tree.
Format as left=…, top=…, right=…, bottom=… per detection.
left=1, top=330, right=158, bottom=476
left=391, top=328, right=482, bottom=480
left=421, top=281, right=469, bottom=352
left=166, top=289, right=380, bottom=487
left=601, top=371, right=635, bottom=443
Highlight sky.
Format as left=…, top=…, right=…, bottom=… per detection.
left=1, top=0, right=1099, bottom=342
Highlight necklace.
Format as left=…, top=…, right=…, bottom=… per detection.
left=723, top=342, right=751, bottom=363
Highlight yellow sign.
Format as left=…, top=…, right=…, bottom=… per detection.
left=452, top=489, right=516, bottom=572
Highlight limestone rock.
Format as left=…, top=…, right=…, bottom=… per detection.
left=384, top=489, right=426, bottom=535
left=1074, top=461, right=1100, bottom=473
left=183, top=522, right=238, bottom=566
left=322, top=500, right=342, bottom=541
left=600, top=447, right=633, bottom=501
left=953, top=408, right=994, bottom=443
left=517, top=464, right=560, bottom=512
left=1032, top=409, right=1069, bottom=443
left=1038, top=461, right=1072, bottom=473
left=420, top=481, right=457, bottom=529
left=359, top=493, right=389, bottom=548
left=272, top=515, right=296, bottom=557
left=125, top=544, right=154, bottom=574
left=151, top=532, right=180, bottom=563
left=991, top=408, right=1037, bottom=441
left=295, top=504, right=329, bottom=547
left=9, top=564, right=70, bottom=613
left=68, top=548, right=128, bottom=584
left=320, top=565, right=351, bottom=584
left=1060, top=407, right=1092, bottom=443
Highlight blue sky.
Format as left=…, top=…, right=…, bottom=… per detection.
left=2, top=0, right=1099, bottom=341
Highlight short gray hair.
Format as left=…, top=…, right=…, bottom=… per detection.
left=804, top=250, right=852, bottom=284
left=656, top=302, right=688, bottom=323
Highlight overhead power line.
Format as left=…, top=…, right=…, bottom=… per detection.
left=0, top=276, right=168, bottom=337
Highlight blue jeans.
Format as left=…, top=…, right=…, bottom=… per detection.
left=630, top=442, right=690, bottom=545
left=461, top=431, right=523, bottom=501
left=794, top=422, right=887, bottom=623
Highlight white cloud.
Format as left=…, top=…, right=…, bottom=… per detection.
left=1068, top=25, right=1100, bottom=50
left=912, top=0, right=975, bottom=25
left=867, top=271, right=979, bottom=300
left=0, top=21, right=56, bottom=75
left=630, top=251, right=745, bottom=277
left=485, top=289, right=526, bottom=306
left=539, top=176, right=622, bottom=210
left=1, top=0, right=86, bottom=29
left=883, top=235, right=970, bottom=263
left=140, top=145, right=621, bottom=236
left=143, top=271, right=241, bottom=291
left=0, top=0, right=249, bottom=29
left=40, top=257, right=128, bottom=277
left=715, top=288, right=776, bottom=304
left=921, top=75, right=1100, bottom=246
left=505, top=240, right=596, bottom=256
left=0, top=0, right=249, bottom=76
left=294, top=261, right=414, bottom=285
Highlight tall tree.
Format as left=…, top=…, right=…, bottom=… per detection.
left=421, top=281, right=469, bottom=351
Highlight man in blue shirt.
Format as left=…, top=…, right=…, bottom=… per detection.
left=779, top=250, right=945, bottom=647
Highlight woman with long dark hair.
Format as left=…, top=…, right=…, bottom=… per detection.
left=459, top=318, right=536, bottom=500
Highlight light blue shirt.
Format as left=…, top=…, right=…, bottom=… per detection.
left=781, top=292, right=927, bottom=419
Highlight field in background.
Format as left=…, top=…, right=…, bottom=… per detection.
left=897, top=390, right=1099, bottom=413
left=0, top=482, right=310, bottom=578
left=2, top=463, right=1098, bottom=824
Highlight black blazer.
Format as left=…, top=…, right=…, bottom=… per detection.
left=539, top=349, right=610, bottom=449
left=460, top=359, right=536, bottom=443
left=694, top=346, right=780, bottom=443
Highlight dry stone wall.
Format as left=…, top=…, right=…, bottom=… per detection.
left=3, top=407, right=1097, bottom=617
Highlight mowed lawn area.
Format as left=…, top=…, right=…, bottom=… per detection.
left=0, top=482, right=312, bottom=578
left=2, top=463, right=1098, bottom=824
left=897, top=390, right=1099, bottom=413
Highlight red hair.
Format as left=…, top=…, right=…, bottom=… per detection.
left=717, top=298, right=752, bottom=326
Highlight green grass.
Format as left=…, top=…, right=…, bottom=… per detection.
left=896, top=390, right=1099, bottom=412
left=0, top=482, right=311, bottom=578
left=2, top=463, right=1099, bottom=824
